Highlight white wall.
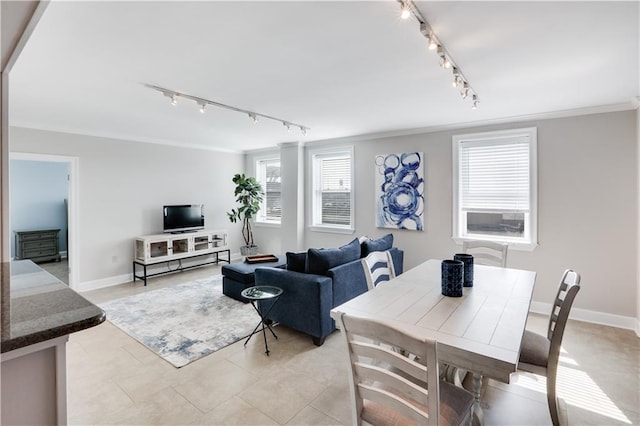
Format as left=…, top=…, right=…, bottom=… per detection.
left=292, top=110, right=637, bottom=323
left=637, top=104, right=640, bottom=335
left=10, top=127, right=245, bottom=287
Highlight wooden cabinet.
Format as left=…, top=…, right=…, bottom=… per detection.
left=133, top=229, right=229, bottom=285
left=15, top=229, right=61, bottom=263
left=134, top=229, right=227, bottom=263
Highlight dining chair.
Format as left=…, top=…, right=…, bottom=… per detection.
left=335, top=311, right=474, bottom=426
left=518, top=269, right=581, bottom=426
left=361, top=250, right=396, bottom=290
left=462, top=240, right=508, bottom=267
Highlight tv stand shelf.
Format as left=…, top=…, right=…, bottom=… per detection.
left=133, top=229, right=230, bottom=286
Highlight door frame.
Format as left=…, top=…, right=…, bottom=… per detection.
left=9, top=152, right=80, bottom=290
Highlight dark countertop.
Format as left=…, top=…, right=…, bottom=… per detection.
left=1, top=260, right=105, bottom=353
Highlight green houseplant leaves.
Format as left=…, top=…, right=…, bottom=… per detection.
left=227, top=173, right=264, bottom=248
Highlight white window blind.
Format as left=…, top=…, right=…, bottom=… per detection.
left=459, top=136, right=531, bottom=213
left=256, top=158, right=281, bottom=223
left=311, top=149, right=353, bottom=229
left=453, top=127, right=537, bottom=249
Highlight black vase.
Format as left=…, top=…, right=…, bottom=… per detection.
left=441, top=260, right=464, bottom=297
left=454, top=253, right=474, bottom=287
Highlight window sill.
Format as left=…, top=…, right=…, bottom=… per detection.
left=255, top=221, right=281, bottom=229
left=309, top=225, right=355, bottom=235
left=452, top=237, right=538, bottom=252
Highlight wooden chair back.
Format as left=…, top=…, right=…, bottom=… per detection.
left=361, top=250, right=396, bottom=290
left=462, top=240, right=508, bottom=267
left=546, top=269, right=581, bottom=370
left=335, top=311, right=440, bottom=425
left=519, top=268, right=580, bottom=426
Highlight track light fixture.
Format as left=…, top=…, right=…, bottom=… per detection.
left=472, top=95, right=479, bottom=109
left=460, top=82, right=469, bottom=99
left=398, top=0, right=479, bottom=109
left=146, top=84, right=310, bottom=136
left=400, top=0, right=411, bottom=19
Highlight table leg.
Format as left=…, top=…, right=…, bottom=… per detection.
left=244, top=299, right=280, bottom=355
left=472, top=373, right=484, bottom=426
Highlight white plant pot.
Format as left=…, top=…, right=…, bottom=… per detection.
left=240, top=245, right=258, bottom=256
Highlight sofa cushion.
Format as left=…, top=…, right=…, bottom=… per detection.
left=306, top=238, right=361, bottom=276
left=222, top=256, right=286, bottom=283
left=361, top=233, right=394, bottom=256
left=286, top=251, right=307, bottom=273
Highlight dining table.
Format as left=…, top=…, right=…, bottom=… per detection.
left=330, top=258, right=537, bottom=424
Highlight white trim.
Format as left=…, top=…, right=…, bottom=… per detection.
left=303, top=101, right=638, bottom=148
left=55, top=339, right=68, bottom=425
left=530, top=301, right=639, bottom=334
left=79, top=254, right=244, bottom=292
left=451, top=127, right=538, bottom=250
left=78, top=273, right=132, bottom=292
left=254, top=221, right=281, bottom=229
left=10, top=122, right=241, bottom=154
left=307, top=145, right=355, bottom=231
left=309, top=225, right=355, bottom=235
left=0, top=335, right=68, bottom=362
left=9, top=152, right=80, bottom=290
left=254, top=154, right=282, bottom=225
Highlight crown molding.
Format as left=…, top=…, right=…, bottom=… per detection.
left=305, top=100, right=639, bottom=147
left=9, top=122, right=243, bottom=154
left=10, top=100, right=637, bottom=155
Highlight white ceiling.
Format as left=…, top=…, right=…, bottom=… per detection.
left=9, top=1, right=640, bottom=153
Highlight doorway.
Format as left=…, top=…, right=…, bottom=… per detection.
left=9, top=152, right=79, bottom=289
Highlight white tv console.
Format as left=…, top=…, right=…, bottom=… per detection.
left=133, top=229, right=230, bottom=286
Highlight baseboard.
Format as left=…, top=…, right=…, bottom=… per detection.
left=78, top=273, right=132, bottom=292
left=78, top=255, right=241, bottom=293
left=530, top=301, right=638, bottom=334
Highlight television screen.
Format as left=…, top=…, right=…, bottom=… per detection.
left=163, top=204, right=205, bottom=233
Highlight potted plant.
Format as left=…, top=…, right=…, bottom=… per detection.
left=227, top=173, right=264, bottom=256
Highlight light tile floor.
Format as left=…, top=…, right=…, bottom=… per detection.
left=69, top=265, right=640, bottom=425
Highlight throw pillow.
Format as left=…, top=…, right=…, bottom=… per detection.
left=286, top=251, right=307, bottom=273
left=306, top=238, right=361, bottom=276
left=362, top=233, right=394, bottom=257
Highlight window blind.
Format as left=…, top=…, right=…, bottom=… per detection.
left=317, top=155, right=351, bottom=225
left=459, top=136, right=530, bottom=213
left=256, top=159, right=281, bottom=222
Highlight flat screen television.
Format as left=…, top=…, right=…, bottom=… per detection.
left=163, top=204, right=205, bottom=233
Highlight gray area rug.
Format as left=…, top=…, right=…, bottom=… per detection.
left=99, top=275, right=258, bottom=368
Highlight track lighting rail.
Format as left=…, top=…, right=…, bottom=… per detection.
left=145, top=83, right=310, bottom=135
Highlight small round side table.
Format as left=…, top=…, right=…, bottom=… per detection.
left=240, top=285, right=283, bottom=356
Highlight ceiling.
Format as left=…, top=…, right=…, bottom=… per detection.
left=9, top=1, right=640, bottom=153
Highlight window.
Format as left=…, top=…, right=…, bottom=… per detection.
left=255, top=157, right=281, bottom=224
left=310, top=147, right=354, bottom=232
left=453, top=128, right=537, bottom=249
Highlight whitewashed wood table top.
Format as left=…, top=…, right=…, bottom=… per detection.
left=331, top=259, right=537, bottom=383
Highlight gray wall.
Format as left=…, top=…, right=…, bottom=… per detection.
left=10, top=159, right=69, bottom=255
left=252, top=110, right=637, bottom=320
left=11, top=108, right=638, bottom=322
left=10, top=127, right=245, bottom=285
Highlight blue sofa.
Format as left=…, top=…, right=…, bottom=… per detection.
left=255, top=235, right=403, bottom=346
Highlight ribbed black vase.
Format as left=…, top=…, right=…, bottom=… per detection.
left=454, top=253, right=474, bottom=287
left=441, top=260, right=464, bottom=297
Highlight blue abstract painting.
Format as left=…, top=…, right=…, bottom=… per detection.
left=375, top=152, right=424, bottom=230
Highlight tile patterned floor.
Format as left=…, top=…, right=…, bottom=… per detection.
left=69, top=265, right=640, bottom=425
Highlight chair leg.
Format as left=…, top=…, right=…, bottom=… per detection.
left=547, top=371, right=560, bottom=426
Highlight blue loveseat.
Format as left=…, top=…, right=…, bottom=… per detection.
left=254, top=235, right=403, bottom=346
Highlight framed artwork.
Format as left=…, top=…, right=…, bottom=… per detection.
left=375, top=152, right=424, bottom=230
